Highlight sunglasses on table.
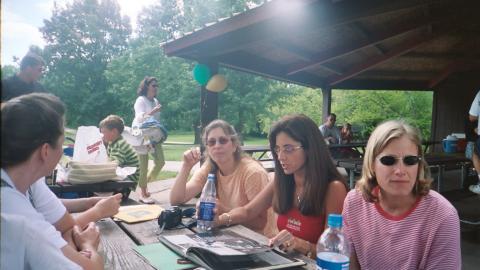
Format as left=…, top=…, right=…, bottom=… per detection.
left=273, top=144, right=303, bottom=155
left=377, top=155, right=422, bottom=166
left=206, top=137, right=231, bottom=146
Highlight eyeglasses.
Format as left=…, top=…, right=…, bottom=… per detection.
left=274, top=144, right=303, bottom=155
left=206, top=137, right=230, bottom=146
left=377, top=155, right=421, bottom=166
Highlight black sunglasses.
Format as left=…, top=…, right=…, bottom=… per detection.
left=378, top=155, right=421, bottom=166
left=206, top=137, right=230, bottom=147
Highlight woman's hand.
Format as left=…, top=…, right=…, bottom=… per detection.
left=151, top=104, right=162, bottom=114
left=93, top=193, right=122, bottom=219
left=269, top=229, right=295, bottom=252
left=73, top=222, right=100, bottom=251
left=182, top=147, right=201, bottom=169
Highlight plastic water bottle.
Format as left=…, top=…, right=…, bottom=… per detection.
left=197, top=173, right=216, bottom=232
left=316, top=214, right=350, bottom=270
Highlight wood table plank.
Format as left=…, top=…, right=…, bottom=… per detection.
left=97, top=218, right=155, bottom=270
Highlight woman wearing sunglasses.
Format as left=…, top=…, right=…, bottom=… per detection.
left=132, top=76, right=165, bottom=203
left=212, top=114, right=347, bottom=258
left=169, top=119, right=273, bottom=235
left=342, top=120, right=460, bottom=269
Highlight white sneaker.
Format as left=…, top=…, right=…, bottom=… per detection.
left=469, top=184, right=480, bottom=195
left=139, top=196, right=155, bottom=204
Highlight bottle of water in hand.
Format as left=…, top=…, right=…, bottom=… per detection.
left=316, top=214, right=350, bottom=270
left=197, top=173, right=216, bottom=232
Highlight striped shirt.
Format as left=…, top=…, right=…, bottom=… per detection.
left=342, top=188, right=461, bottom=270
left=107, top=136, right=139, bottom=183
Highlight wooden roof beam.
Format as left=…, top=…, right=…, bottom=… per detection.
left=327, top=33, right=436, bottom=86
left=351, top=22, right=386, bottom=55
left=165, top=0, right=439, bottom=57
left=215, top=51, right=324, bottom=88
left=287, top=16, right=436, bottom=75
left=427, top=61, right=464, bottom=88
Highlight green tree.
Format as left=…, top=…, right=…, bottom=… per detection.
left=40, top=0, right=131, bottom=126
left=332, top=90, right=433, bottom=139
left=1, top=65, right=18, bottom=80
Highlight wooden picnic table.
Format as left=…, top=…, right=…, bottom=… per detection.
left=48, top=179, right=136, bottom=201
left=97, top=179, right=315, bottom=269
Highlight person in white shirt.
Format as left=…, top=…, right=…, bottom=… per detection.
left=1, top=213, right=81, bottom=270
left=1, top=93, right=104, bottom=269
left=468, top=90, right=480, bottom=194
left=319, top=113, right=341, bottom=144
left=132, top=76, right=166, bottom=203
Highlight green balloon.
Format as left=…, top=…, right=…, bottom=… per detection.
left=193, top=64, right=211, bottom=86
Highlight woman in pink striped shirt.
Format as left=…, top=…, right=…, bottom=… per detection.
left=342, top=120, right=461, bottom=270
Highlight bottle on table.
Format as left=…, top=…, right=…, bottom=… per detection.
left=316, top=214, right=350, bottom=270
left=197, top=173, right=216, bottom=232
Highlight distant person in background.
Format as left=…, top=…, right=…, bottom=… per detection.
left=340, top=123, right=353, bottom=144
left=99, top=115, right=140, bottom=187
left=1, top=52, right=46, bottom=102
left=342, top=120, right=460, bottom=269
left=132, top=76, right=165, bottom=203
left=319, top=113, right=341, bottom=144
left=468, top=90, right=480, bottom=194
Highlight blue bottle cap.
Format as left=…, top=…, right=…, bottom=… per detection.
left=207, top=173, right=215, bottom=181
left=327, top=214, right=342, bottom=228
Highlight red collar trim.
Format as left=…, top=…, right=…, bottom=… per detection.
left=373, top=186, right=421, bottom=221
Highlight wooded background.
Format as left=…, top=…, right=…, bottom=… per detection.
left=1, top=0, right=433, bottom=140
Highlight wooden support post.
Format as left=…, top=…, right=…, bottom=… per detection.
left=322, top=86, right=332, bottom=122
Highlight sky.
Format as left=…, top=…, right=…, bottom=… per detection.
left=1, top=0, right=157, bottom=67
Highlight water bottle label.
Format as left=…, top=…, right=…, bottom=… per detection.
left=198, top=202, right=215, bottom=221
left=316, top=252, right=349, bottom=270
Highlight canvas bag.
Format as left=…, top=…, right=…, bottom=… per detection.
left=67, top=126, right=117, bottom=183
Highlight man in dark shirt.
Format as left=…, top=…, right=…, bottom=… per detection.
left=1, top=53, right=46, bottom=102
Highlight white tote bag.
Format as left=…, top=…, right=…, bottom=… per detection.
left=72, top=126, right=108, bottom=163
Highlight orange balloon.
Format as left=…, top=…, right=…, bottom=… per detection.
left=206, top=74, right=227, bottom=92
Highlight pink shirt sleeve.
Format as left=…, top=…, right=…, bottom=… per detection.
left=423, top=211, right=461, bottom=270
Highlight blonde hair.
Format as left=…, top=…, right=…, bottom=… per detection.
left=357, top=120, right=431, bottom=202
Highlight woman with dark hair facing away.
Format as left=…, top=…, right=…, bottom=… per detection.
left=212, top=114, right=347, bottom=258
left=170, top=119, right=274, bottom=235
left=342, top=120, right=460, bottom=269
left=1, top=93, right=103, bottom=269
left=132, top=76, right=165, bottom=203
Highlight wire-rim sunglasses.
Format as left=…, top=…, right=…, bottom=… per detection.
left=206, top=137, right=231, bottom=147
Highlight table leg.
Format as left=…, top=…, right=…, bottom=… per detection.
left=437, top=165, right=444, bottom=192
left=349, top=169, right=355, bottom=189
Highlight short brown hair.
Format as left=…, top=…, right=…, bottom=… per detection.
left=99, top=115, right=125, bottom=134
left=357, top=120, right=431, bottom=202
left=20, top=52, right=45, bottom=71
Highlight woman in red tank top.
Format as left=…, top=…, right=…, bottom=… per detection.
left=215, top=114, right=348, bottom=258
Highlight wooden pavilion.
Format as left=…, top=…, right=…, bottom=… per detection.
left=162, top=0, right=480, bottom=148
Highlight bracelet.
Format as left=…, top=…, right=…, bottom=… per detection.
left=223, top=213, right=232, bottom=227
